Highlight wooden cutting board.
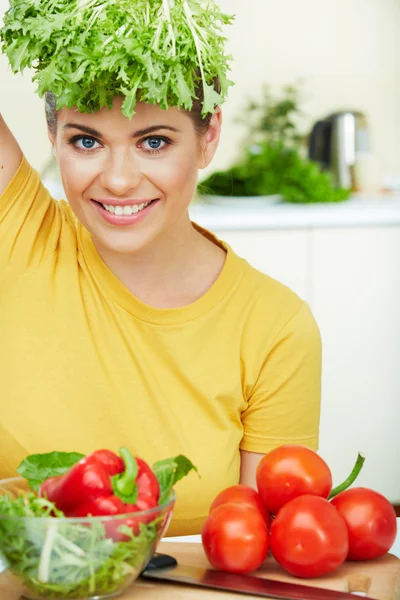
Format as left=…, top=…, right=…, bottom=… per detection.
left=126, top=542, right=400, bottom=600
left=1, top=542, right=399, bottom=600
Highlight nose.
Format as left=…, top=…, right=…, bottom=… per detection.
left=100, top=150, right=142, bottom=196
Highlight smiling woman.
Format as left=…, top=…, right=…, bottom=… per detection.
left=0, top=0, right=322, bottom=536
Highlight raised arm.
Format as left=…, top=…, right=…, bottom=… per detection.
left=0, top=113, right=23, bottom=197
left=0, top=111, right=62, bottom=275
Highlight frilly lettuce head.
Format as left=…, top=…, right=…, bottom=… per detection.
left=0, top=0, right=234, bottom=118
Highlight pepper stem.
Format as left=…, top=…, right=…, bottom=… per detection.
left=112, top=447, right=138, bottom=501
left=328, top=452, right=365, bottom=500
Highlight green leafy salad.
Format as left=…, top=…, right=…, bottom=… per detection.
left=0, top=0, right=234, bottom=118
left=0, top=451, right=196, bottom=599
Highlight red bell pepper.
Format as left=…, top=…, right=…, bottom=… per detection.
left=39, top=449, right=124, bottom=504
left=90, top=449, right=124, bottom=476
left=125, top=457, right=159, bottom=510
left=39, top=453, right=112, bottom=513
left=39, top=446, right=160, bottom=536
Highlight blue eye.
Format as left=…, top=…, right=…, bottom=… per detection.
left=77, top=137, right=99, bottom=150
left=68, top=135, right=101, bottom=151
left=142, top=136, right=171, bottom=153
left=145, top=137, right=163, bottom=150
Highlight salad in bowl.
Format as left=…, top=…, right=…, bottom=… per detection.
left=0, top=448, right=196, bottom=599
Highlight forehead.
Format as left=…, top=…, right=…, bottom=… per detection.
left=56, top=97, right=193, bottom=135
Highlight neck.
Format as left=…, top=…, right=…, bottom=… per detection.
left=93, top=213, right=220, bottom=308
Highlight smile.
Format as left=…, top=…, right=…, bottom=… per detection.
left=91, top=198, right=159, bottom=226
left=100, top=201, right=153, bottom=215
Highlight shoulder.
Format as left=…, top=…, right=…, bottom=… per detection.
left=241, top=257, right=302, bottom=310
left=224, top=242, right=320, bottom=346
left=230, top=243, right=305, bottom=316
left=3, top=155, right=80, bottom=237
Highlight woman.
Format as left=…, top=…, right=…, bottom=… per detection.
left=0, top=0, right=321, bottom=535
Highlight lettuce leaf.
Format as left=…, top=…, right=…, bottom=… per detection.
left=17, top=451, right=84, bottom=491
left=152, top=455, right=198, bottom=505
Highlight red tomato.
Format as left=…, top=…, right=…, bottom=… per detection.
left=209, top=484, right=271, bottom=527
left=330, top=487, right=397, bottom=560
left=256, top=445, right=332, bottom=515
left=270, top=495, right=348, bottom=578
left=202, top=503, right=269, bottom=574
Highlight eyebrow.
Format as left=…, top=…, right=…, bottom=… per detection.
left=63, top=123, right=181, bottom=137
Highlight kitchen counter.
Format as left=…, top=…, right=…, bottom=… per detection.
left=189, top=193, right=400, bottom=231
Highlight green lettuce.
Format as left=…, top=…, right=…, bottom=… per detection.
left=0, top=0, right=234, bottom=118
left=0, top=493, right=160, bottom=598
left=152, top=454, right=199, bottom=504
left=17, top=451, right=85, bottom=492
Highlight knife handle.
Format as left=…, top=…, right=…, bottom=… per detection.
left=145, top=553, right=178, bottom=570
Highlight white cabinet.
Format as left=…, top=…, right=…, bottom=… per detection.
left=214, top=226, right=400, bottom=504
left=310, top=227, right=400, bottom=504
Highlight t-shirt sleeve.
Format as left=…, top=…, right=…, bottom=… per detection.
left=0, top=156, right=63, bottom=274
left=240, top=302, right=322, bottom=454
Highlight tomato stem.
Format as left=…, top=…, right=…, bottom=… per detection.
left=328, top=452, right=365, bottom=500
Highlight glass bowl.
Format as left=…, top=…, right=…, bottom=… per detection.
left=0, top=477, right=175, bottom=600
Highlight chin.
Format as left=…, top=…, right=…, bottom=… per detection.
left=93, top=229, right=157, bottom=256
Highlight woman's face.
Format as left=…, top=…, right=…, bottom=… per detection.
left=51, top=98, right=221, bottom=255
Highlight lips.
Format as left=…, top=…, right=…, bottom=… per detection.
left=91, top=198, right=159, bottom=226
left=93, top=198, right=157, bottom=207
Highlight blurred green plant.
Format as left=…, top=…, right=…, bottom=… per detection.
left=240, top=83, right=306, bottom=149
left=198, top=84, right=351, bottom=204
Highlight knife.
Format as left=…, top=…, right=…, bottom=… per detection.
left=142, top=554, right=377, bottom=600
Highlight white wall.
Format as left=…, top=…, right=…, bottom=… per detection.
left=1, top=0, right=399, bottom=179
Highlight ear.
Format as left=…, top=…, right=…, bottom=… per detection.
left=198, top=108, right=223, bottom=170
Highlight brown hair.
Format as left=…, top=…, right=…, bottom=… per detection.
left=45, top=91, right=58, bottom=136
left=44, top=77, right=221, bottom=137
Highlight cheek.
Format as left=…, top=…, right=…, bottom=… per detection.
left=148, top=147, right=199, bottom=200
left=58, top=155, right=97, bottom=198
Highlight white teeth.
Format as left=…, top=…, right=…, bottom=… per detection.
left=100, top=201, right=152, bottom=215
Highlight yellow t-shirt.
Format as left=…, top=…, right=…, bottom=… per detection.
left=0, top=158, right=322, bottom=535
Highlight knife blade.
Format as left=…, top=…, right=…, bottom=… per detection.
left=142, top=554, right=377, bottom=600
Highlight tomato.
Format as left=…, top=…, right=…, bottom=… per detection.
left=256, top=445, right=332, bottom=515
left=330, top=487, right=397, bottom=561
left=201, top=503, right=269, bottom=574
left=209, top=484, right=271, bottom=527
left=270, top=495, right=348, bottom=578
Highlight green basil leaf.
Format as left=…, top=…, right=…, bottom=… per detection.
left=16, top=451, right=84, bottom=491
left=152, top=455, right=198, bottom=505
